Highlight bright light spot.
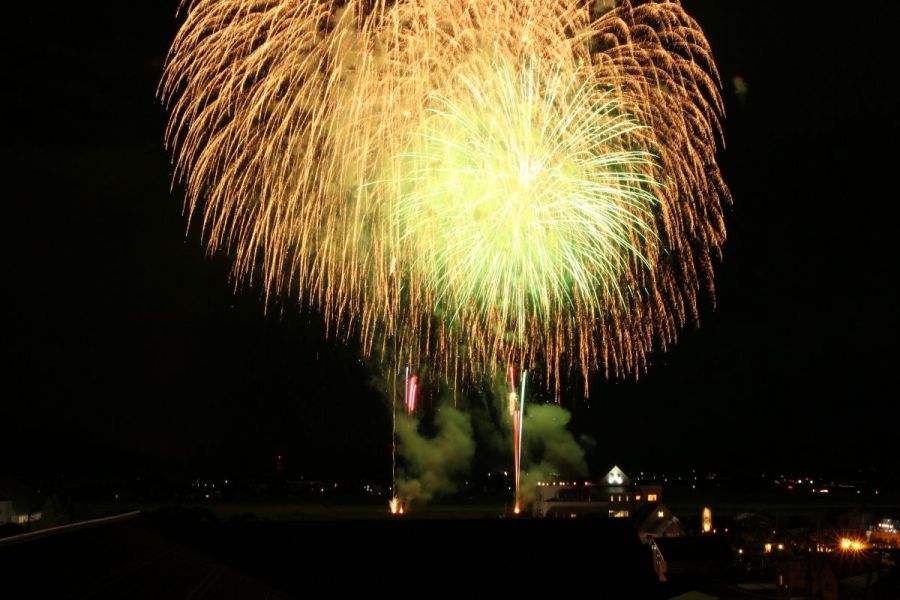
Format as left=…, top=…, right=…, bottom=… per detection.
left=840, top=538, right=865, bottom=552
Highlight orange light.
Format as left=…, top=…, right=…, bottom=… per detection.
left=389, top=497, right=402, bottom=515
left=839, top=538, right=865, bottom=552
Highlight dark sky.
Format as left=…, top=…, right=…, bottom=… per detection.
left=2, top=1, right=898, bottom=483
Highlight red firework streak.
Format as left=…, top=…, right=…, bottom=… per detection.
left=390, top=366, right=418, bottom=516
left=508, top=366, right=527, bottom=513
left=404, top=366, right=419, bottom=416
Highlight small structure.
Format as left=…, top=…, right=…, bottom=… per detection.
left=533, top=465, right=680, bottom=539
left=533, top=482, right=608, bottom=518
left=868, top=517, right=900, bottom=548
left=601, top=465, right=663, bottom=518
left=635, top=503, right=685, bottom=539
left=0, top=496, right=13, bottom=525
left=0, top=480, right=43, bottom=527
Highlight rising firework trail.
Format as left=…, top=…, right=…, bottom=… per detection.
left=161, top=0, right=729, bottom=394
left=390, top=366, right=399, bottom=515
left=389, top=365, right=418, bottom=513
left=508, top=367, right=527, bottom=513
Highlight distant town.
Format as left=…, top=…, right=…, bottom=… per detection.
left=3, top=462, right=898, bottom=598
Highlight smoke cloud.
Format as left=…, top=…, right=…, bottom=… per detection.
left=519, top=403, right=588, bottom=506
left=396, top=403, right=475, bottom=506
left=386, top=368, right=589, bottom=510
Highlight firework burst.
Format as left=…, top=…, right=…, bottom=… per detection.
left=161, top=0, right=729, bottom=392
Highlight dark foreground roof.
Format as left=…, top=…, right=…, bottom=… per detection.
left=1, top=514, right=663, bottom=597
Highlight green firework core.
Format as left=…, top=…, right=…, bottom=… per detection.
left=390, top=57, right=662, bottom=337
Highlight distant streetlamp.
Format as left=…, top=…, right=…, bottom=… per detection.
left=839, top=537, right=865, bottom=552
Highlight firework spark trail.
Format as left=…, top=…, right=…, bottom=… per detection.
left=391, top=364, right=418, bottom=512
left=508, top=367, right=527, bottom=513
left=506, top=365, right=519, bottom=510
left=402, top=366, right=419, bottom=416
left=404, top=366, right=409, bottom=417
left=162, top=0, right=729, bottom=394
left=406, top=374, right=418, bottom=416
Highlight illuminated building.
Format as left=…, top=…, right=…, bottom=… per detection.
left=533, top=466, right=683, bottom=537
left=0, top=493, right=42, bottom=527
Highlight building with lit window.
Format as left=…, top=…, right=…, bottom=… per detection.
left=533, top=466, right=683, bottom=537
left=601, top=465, right=664, bottom=518
left=533, top=481, right=608, bottom=518
left=0, top=495, right=41, bottom=526
left=0, top=497, right=13, bottom=525
left=0, top=480, right=43, bottom=527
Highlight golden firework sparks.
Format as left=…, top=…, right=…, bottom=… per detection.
left=161, top=0, right=729, bottom=394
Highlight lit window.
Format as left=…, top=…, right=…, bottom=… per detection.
left=648, top=494, right=658, bottom=501
left=657, top=510, right=665, bottom=518
left=609, top=495, right=613, bottom=502
left=626, top=496, right=630, bottom=501
left=635, top=495, right=642, bottom=501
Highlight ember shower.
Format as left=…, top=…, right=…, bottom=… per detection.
left=161, top=0, right=729, bottom=393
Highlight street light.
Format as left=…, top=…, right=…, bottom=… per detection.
left=839, top=538, right=865, bottom=552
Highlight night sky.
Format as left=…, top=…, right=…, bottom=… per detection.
left=3, top=1, right=898, bottom=483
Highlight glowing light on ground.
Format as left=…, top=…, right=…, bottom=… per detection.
left=389, top=497, right=403, bottom=515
